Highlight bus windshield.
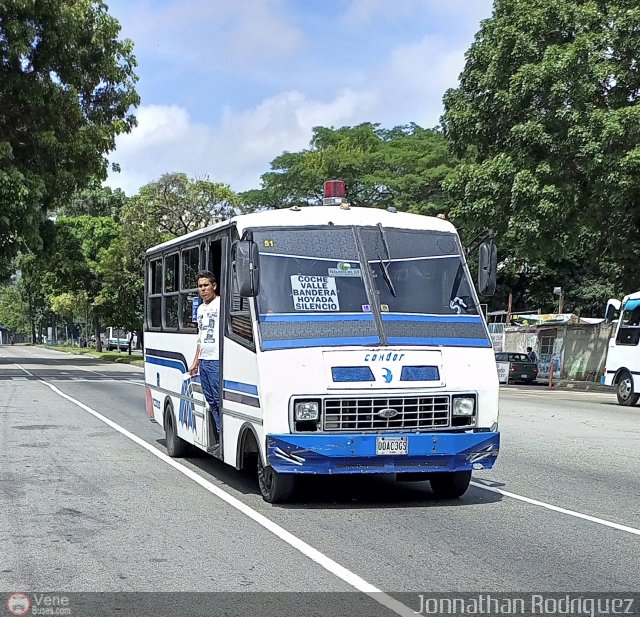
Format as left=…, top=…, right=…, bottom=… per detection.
left=253, top=226, right=488, bottom=349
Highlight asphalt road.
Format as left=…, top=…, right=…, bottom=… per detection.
left=1, top=345, right=638, bottom=613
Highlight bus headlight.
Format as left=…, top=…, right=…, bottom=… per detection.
left=295, top=401, right=320, bottom=421
left=452, top=396, right=475, bottom=416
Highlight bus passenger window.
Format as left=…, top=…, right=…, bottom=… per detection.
left=182, top=247, right=199, bottom=291
left=164, top=295, right=179, bottom=329
left=149, top=298, right=162, bottom=328
left=164, top=253, right=179, bottom=330
left=180, top=246, right=199, bottom=331
left=148, top=259, right=163, bottom=329
left=229, top=277, right=253, bottom=344
left=165, top=253, right=179, bottom=292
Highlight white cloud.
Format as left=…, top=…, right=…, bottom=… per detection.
left=106, top=89, right=377, bottom=195
left=375, top=34, right=468, bottom=127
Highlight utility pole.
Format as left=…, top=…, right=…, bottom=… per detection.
left=553, top=286, right=563, bottom=314
left=506, top=292, right=512, bottom=324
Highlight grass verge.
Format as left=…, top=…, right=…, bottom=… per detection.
left=36, top=345, right=145, bottom=367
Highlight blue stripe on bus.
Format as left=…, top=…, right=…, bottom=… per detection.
left=223, top=380, right=259, bottom=396
left=625, top=299, right=640, bottom=311
left=145, top=355, right=187, bottom=372
left=381, top=313, right=483, bottom=323
left=387, top=337, right=492, bottom=347
left=262, top=336, right=380, bottom=350
left=259, top=313, right=374, bottom=322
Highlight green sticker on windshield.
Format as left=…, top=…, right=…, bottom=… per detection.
left=328, top=261, right=361, bottom=277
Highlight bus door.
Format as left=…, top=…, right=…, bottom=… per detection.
left=201, top=234, right=229, bottom=455
left=221, top=240, right=261, bottom=464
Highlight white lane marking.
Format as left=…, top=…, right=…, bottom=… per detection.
left=13, top=364, right=34, bottom=376
left=123, top=380, right=144, bottom=387
left=41, top=380, right=416, bottom=617
left=12, top=377, right=28, bottom=381
left=471, top=481, right=640, bottom=536
left=72, top=365, right=108, bottom=377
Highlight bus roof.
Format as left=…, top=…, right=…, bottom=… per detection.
left=146, top=206, right=457, bottom=255
left=623, top=290, right=640, bottom=303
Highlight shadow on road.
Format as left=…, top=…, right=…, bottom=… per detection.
left=160, top=438, right=503, bottom=509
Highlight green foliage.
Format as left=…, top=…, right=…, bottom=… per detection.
left=442, top=0, right=640, bottom=306
left=241, top=123, right=457, bottom=216
left=50, top=291, right=88, bottom=321
left=0, top=0, right=139, bottom=277
left=55, top=183, right=129, bottom=219
left=0, top=285, right=30, bottom=334
left=97, top=235, right=144, bottom=334
left=44, top=216, right=120, bottom=300
left=132, top=173, right=240, bottom=237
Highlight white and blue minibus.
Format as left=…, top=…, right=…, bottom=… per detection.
left=144, top=190, right=500, bottom=502
left=603, top=291, right=640, bottom=406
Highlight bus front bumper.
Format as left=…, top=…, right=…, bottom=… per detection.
left=266, top=431, right=499, bottom=475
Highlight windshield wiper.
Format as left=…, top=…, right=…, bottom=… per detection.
left=377, top=223, right=396, bottom=297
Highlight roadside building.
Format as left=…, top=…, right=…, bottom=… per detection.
left=502, top=314, right=614, bottom=381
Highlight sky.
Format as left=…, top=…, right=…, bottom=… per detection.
left=104, top=0, right=494, bottom=196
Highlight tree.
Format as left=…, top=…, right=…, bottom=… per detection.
left=0, top=285, right=30, bottom=335
left=442, top=0, right=640, bottom=303
left=241, top=123, right=458, bottom=215
left=133, top=173, right=239, bottom=237
left=15, top=253, right=50, bottom=343
left=97, top=236, right=144, bottom=352
left=44, top=216, right=120, bottom=349
left=0, top=0, right=139, bottom=278
left=55, top=184, right=129, bottom=219
left=49, top=291, right=90, bottom=343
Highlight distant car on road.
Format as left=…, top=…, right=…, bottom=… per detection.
left=495, top=352, right=539, bottom=384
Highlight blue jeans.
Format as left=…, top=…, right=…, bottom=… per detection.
left=199, top=360, right=220, bottom=439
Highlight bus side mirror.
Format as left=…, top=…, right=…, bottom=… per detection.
left=478, top=241, right=497, bottom=296
left=604, top=298, right=621, bottom=323
left=235, top=241, right=260, bottom=297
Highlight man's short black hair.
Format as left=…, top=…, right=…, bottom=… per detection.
left=196, top=270, right=217, bottom=284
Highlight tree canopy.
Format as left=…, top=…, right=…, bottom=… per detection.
left=131, top=173, right=239, bottom=237
left=242, top=123, right=458, bottom=216
left=442, top=0, right=640, bottom=308
left=0, top=0, right=139, bottom=278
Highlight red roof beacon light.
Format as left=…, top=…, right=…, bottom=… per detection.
left=323, top=180, right=346, bottom=206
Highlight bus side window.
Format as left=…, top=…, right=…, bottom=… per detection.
left=164, top=253, right=179, bottom=330
left=148, top=259, right=163, bottom=329
left=229, top=273, right=254, bottom=344
left=180, top=246, right=199, bottom=331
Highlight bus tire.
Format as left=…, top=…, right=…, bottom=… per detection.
left=429, top=470, right=472, bottom=499
left=616, top=371, right=639, bottom=406
left=164, top=401, right=189, bottom=457
left=257, top=456, right=296, bottom=504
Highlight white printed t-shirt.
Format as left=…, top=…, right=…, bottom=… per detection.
left=197, top=296, right=220, bottom=361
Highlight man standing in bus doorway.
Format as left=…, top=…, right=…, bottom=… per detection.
left=189, top=271, right=221, bottom=452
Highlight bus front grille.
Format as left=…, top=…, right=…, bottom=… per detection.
left=323, top=396, right=450, bottom=431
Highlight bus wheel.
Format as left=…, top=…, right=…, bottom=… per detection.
left=257, top=456, right=296, bottom=504
left=429, top=470, right=472, bottom=499
left=165, top=402, right=188, bottom=457
left=616, top=372, right=639, bottom=406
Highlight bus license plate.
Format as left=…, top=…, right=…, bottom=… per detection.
left=376, top=436, right=408, bottom=456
